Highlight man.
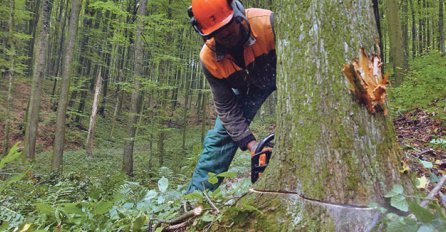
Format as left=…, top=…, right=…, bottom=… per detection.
left=187, top=0, right=276, bottom=193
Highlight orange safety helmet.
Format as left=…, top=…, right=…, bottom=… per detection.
left=188, top=0, right=246, bottom=39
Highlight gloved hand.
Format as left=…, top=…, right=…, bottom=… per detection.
left=248, top=140, right=272, bottom=166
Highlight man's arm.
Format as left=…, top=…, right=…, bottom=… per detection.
left=203, top=66, right=256, bottom=151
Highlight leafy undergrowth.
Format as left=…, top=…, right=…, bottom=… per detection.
left=382, top=52, right=446, bottom=231
left=389, top=51, right=446, bottom=198
left=0, top=144, right=256, bottom=231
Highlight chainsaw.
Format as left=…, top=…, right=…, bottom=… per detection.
left=251, top=133, right=274, bottom=183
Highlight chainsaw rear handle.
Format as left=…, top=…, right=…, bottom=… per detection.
left=251, top=133, right=275, bottom=183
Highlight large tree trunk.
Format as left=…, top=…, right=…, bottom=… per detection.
left=225, top=1, right=414, bottom=231
left=24, top=0, right=52, bottom=160
left=52, top=0, right=82, bottom=173
left=122, top=0, right=147, bottom=176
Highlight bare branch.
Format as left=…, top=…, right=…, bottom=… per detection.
left=421, top=175, right=446, bottom=207
left=203, top=190, right=220, bottom=214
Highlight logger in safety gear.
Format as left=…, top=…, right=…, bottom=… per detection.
left=186, top=0, right=276, bottom=193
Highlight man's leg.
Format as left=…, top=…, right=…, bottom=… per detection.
left=186, top=117, right=238, bottom=193
left=186, top=85, right=276, bottom=193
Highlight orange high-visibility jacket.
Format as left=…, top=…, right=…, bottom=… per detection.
left=199, top=8, right=276, bottom=150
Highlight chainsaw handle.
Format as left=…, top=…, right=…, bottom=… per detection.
left=251, top=133, right=275, bottom=183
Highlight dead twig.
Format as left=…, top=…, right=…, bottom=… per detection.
left=150, top=206, right=203, bottom=232
left=202, top=190, right=220, bottom=214
left=439, top=192, right=446, bottom=209
left=415, top=148, right=434, bottom=157
left=421, top=175, right=446, bottom=207
left=163, top=219, right=192, bottom=231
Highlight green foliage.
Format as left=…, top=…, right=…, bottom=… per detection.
left=373, top=184, right=446, bottom=231
left=389, top=52, right=446, bottom=118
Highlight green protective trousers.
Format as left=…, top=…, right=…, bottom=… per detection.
left=186, top=83, right=276, bottom=193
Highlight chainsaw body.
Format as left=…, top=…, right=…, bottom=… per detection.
left=251, top=133, right=274, bottom=183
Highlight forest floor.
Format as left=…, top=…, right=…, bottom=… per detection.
left=394, top=108, right=446, bottom=194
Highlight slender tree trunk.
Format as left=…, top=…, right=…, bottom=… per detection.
left=372, top=0, right=384, bottom=61
left=225, top=1, right=414, bottom=231
left=122, top=0, right=147, bottom=176
left=418, top=0, right=424, bottom=54
left=440, top=0, right=445, bottom=55
left=52, top=0, right=82, bottom=172
left=26, top=0, right=41, bottom=75
left=181, top=49, right=194, bottom=150
left=85, top=70, right=102, bottom=157
left=402, top=0, right=410, bottom=70
left=425, top=0, right=430, bottom=51
left=409, top=0, right=417, bottom=58
left=3, top=0, right=15, bottom=157
left=24, top=0, right=52, bottom=161
left=50, top=0, right=69, bottom=110
left=109, top=71, right=123, bottom=138
left=386, top=0, right=406, bottom=85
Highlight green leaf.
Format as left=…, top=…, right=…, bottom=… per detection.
left=385, top=184, right=405, bottom=198
left=34, top=203, right=55, bottom=215
left=158, top=177, right=168, bottom=193
left=208, top=176, right=218, bottom=185
left=132, top=214, right=147, bottom=230
left=417, top=224, right=435, bottom=232
left=94, top=201, right=113, bottom=215
left=0, top=143, right=21, bottom=169
left=184, top=191, right=203, bottom=200
left=217, top=172, right=237, bottom=178
left=62, top=203, right=84, bottom=215
left=420, top=160, right=433, bottom=169
left=391, top=195, right=409, bottom=212
left=201, top=211, right=215, bottom=222
left=408, top=200, right=434, bottom=223
left=155, top=227, right=164, bottom=232
left=386, top=217, right=418, bottom=232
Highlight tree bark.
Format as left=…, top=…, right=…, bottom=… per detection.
left=3, top=0, right=15, bottom=157
left=52, top=0, right=82, bottom=173
left=224, top=1, right=414, bottom=231
left=409, top=0, right=417, bottom=58
left=386, top=0, right=406, bottom=85
left=122, top=0, right=147, bottom=176
left=85, top=70, right=102, bottom=157
left=402, top=0, right=410, bottom=70
left=440, top=0, right=445, bottom=55
left=24, top=0, right=52, bottom=160
left=418, top=0, right=424, bottom=54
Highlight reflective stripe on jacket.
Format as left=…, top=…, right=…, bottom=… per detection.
left=199, top=8, right=276, bottom=150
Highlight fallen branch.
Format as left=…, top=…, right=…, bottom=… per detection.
left=163, top=219, right=191, bottom=231
left=415, top=148, right=434, bottom=157
left=149, top=206, right=203, bottom=232
left=421, top=175, right=446, bottom=207
left=203, top=190, right=220, bottom=214
left=439, top=192, right=446, bottom=209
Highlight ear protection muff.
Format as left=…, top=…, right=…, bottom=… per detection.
left=188, top=0, right=248, bottom=40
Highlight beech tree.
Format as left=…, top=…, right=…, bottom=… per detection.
left=122, top=0, right=147, bottom=176
left=24, top=0, right=52, bottom=160
left=52, top=0, right=82, bottom=172
left=223, top=1, right=414, bottom=231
